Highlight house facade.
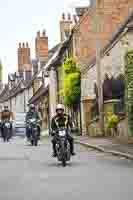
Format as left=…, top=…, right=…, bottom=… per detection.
left=81, top=11, right=133, bottom=135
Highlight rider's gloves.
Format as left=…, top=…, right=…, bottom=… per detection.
left=51, top=130, right=56, bottom=136
left=12, top=120, right=16, bottom=128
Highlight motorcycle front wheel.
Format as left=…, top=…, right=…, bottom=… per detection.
left=60, top=140, right=66, bottom=167
left=35, top=138, right=38, bottom=146
left=31, top=139, right=34, bottom=146
left=62, top=158, right=66, bottom=167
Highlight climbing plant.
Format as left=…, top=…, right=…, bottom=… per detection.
left=62, top=57, right=81, bottom=107
left=125, top=50, right=133, bottom=136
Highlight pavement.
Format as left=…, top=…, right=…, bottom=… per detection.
left=74, top=136, right=133, bottom=160
left=0, top=136, right=133, bottom=199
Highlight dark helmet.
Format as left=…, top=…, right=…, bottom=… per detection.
left=4, top=105, right=8, bottom=110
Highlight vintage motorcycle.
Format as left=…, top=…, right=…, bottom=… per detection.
left=55, top=128, right=71, bottom=167
left=27, top=118, right=40, bottom=146
left=2, top=120, right=12, bottom=142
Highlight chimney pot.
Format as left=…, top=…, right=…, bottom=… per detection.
left=26, top=42, right=29, bottom=48
left=37, top=31, right=40, bottom=37
left=19, top=43, right=21, bottom=48
left=62, top=13, right=65, bottom=20
left=42, top=30, right=46, bottom=37
left=22, top=43, right=25, bottom=48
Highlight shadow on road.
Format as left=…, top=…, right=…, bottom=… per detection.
left=46, top=161, right=82, bottom=168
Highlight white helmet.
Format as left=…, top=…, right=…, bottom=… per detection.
left=56, top=104, right=65, bottom=112
left=29, top=104, right=35, bottom=110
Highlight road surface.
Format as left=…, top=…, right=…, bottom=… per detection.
left=0, top=137, right=132, bottom=200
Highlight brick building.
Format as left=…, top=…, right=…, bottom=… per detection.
left=72, top=0, right=133, bottom=68
left=75, top=0, right=133, bottom=134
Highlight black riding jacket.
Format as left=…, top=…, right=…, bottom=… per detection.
left=51, top=114, right=73, bottom=131
left=25, top=111, right=41, bottom=124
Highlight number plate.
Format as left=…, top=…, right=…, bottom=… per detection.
left=59, top=130, right=66, bottom=137
left=5, top=123, right=10, bottom=128
left=30, top=119, right=36, bottom=123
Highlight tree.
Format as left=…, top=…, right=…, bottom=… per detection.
left=62, top=57, right=81, bottom=107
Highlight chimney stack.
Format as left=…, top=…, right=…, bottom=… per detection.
left=18, top=42, right=31, bottom=72
left=60, top=13, right=73, bottom=42
left=35, top=30, right=48, bottom=63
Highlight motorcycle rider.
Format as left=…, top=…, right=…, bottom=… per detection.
left=25, top=104, right=42, bottom=141
left=0, top=105, right=15, bottom=139
left=51, top=104, right=76, bottom=157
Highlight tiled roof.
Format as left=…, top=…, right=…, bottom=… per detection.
left=28, top=85, right=48, bottom=104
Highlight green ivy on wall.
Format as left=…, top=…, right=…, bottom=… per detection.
left=125, top=50, right=133, bottom=136
left=61, top=57, right=81, bottom=107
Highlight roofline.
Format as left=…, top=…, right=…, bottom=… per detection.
left=28, top=85, right=49, bottom=104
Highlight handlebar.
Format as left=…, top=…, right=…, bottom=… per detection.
left=27, top=119, right=40, bottom=124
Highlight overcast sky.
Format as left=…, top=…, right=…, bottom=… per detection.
left=0, top=0, right=89, bottom=82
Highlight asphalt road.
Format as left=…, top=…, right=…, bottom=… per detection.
left=0, top=137, right=133, bottom=200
